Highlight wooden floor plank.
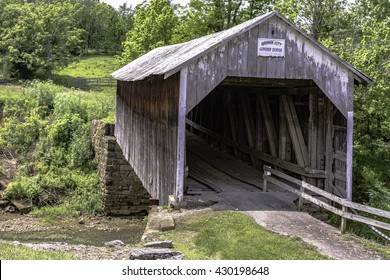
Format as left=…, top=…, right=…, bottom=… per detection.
left=186, top=133, right=282, bottom=193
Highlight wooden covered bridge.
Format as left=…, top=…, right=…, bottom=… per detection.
left=111, top=11, right=373, bottom=207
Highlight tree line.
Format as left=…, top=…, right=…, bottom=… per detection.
left=0, top=0, right=389, bottom=214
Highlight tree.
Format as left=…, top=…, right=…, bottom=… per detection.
left=173, top=0, right=273, bottom=43
left=0, top=1, right=84, bottom=79
left=318, top=0, right=390, bottom=208
left=120, top=0, right=179, bottom=63
left=274, top=0, right=348, bottom=40
left=70, top=0, right=125, bottom=52
left=116, top=3, right=136, bottom=49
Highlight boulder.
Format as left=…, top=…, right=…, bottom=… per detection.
left=159, top=216, right=175, bottom=231
left=104, top=240, right=125, bottom=247
left=130, top=248, right=184, bottom=260
left=11, top=199, right=32, bottom=214
left=4, top=205, right=16, bottom=213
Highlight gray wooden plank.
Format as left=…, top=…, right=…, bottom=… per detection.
left=257, top=19, right=268, bottom=77
left=247, top=25, right=259, bottom=77
left=267, top=17, right=286, bottom=79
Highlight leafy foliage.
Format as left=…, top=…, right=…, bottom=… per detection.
left=0, top=2, right=84, bottom=79
left=120, top=0, right=179, bottom=63
left=319, top=0, right=390, bottom=212
left=0, top=81, right=115, bottom=215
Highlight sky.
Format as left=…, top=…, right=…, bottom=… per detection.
left=101, top=0, right=190, bottom=9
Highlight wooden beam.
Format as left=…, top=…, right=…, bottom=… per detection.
left=241, top=94, right=256, bottom=166
left=316, top=96, right=325, bottom=189
left=255, top=95, right=264, bottom=153
left=325, top=99, right=335, bottom=193
left=308, top=93, right=318, bottom=187
left=175, top=67, right=187, bottom=202
left=259, top=95, right=278, bottom=157
left=220, top=77, right=315, bottom=88
left=227, top=93, right=238, bottom=156
left=308, top=93, right=318, bottom=168
left=346, top=111, right=354, bottom=201
left=281, top=96, right=309, bottom=167
left=279, top=96, right=287, bottom=161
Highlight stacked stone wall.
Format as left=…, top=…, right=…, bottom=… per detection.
left=91, top=120, right=151, bottom=215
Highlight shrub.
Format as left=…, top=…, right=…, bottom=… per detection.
left=1, top=81, right=114, bottom=216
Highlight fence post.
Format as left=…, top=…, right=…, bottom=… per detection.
left=298, top=181, right=305, bottom=211
left=263, top=166, right=271, bottom=192
left=341, top=205, right=347, bottom=233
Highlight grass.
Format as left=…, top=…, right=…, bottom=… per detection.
left=0, top=84, right=24, bottom=102
left=0, top=243, right=76, bottom=260
left=54, top=55, right=119, bottom=79
left=162, top=211, right=329, bottom=260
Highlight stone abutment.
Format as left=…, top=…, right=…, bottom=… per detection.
left=91, top=120, right=151, bottom=215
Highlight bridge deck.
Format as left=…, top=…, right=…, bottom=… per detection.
left=186, top=133, right=281, bottom=195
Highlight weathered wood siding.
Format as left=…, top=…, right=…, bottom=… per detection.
left=185, top=17, right=354, bottom=117
left=115, top=74, right=180, bottom=205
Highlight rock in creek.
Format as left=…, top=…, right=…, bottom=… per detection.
left=104, top=240, right=125, bottom=247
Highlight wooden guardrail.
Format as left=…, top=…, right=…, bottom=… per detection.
left=263, top=165, right=390, bottom=233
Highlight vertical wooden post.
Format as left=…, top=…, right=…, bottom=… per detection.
left=241, top=94, right=256, bottom=167
left=175, top=67, right=188, bottom=202
left=298, top=182, right=304, bottom=211
left=316, top=96, right=325, bottom=189
left=346, top=111, right=354, bottom=201
left=259, top=95, right=278, bottom=157
left=341, top=206, right=347, bottom=233
left=256, top=95, right=264, bottom=156
left=263, top=166, right=270, bottom=192
left=325, top=99, right=334, bottom=193
left=308, top=93, right=318, bottom=187
left=279, top=95, right=287, bottom=161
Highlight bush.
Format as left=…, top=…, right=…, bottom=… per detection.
left=0, top=81, right=114, bottom=216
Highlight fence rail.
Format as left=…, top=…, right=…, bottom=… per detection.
left=65, top=77, right=116, bottom=88
left=263, top=165, right=390, bottom=233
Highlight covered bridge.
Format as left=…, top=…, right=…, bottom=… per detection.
left=111, top=11, right=372, bottom=205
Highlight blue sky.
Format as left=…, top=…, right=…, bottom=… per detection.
left=101, top=0, right=190, bottom=9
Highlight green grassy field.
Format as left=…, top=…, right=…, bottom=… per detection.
left=54, top=55, right=119, bottom=78
left=163, top=211, right=329, bottom=260
left=0, top=243, right=76, bottom=260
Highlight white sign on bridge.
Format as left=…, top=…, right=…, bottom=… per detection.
left=258, top=38, right=285, bottom=57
